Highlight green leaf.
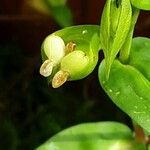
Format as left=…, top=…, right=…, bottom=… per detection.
left=99, top=60, right=150, bottom=133
left=36, top=122, right=145, bottom=150
left=99, top=37, right=150, bottom=133
left=128, top=37, right=150, bottom=81
left=131, top=0, right=150, bottom=10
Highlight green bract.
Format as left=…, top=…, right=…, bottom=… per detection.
left=99, top=37, right=150, bottom=133
left=40, top=25, right=100, bottom=88
left=100, top=0, right=132, bottom=78
left=36, top=122, right=146, bottom=150
left=131, top=0, right=150, bottom=10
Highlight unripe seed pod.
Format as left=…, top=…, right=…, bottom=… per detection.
left=40, top=25, right=100, bottom=87
left=51, top=50, right=90, bottom=88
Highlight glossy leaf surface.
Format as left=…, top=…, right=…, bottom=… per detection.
left=36, top=122, right=145, bottom=150
left=99, top=37, right=150, bottom=133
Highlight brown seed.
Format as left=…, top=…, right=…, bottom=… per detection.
left=65, top=41, right=76, bottom=54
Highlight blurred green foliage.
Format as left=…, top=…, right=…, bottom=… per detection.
left=44, top=0, right=73, bottom=27
left=30, top=0, right=73, bottom=27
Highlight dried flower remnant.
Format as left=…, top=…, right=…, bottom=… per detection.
left=52, top=70, right=70, bottom=88
left=65, top=41, right=76, bottom=54
left=40, top=60, right=54, bottom=77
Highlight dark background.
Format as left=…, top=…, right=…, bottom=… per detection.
left=0, top=0, right=150, bottom=149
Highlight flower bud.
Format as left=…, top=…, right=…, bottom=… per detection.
left=40, top=35, right=65, bottom=77
left=43, top=35, right=65, bottom=65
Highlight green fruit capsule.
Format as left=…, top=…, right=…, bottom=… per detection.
left=52, top=50, right=89, bottom=88
left=40, top=25, right=100, bottom=88
left=60, top=50, right=89, bottom=80
left=99, top=37, right=150, bottom=133
left=52, top=50, right=93, bottom=88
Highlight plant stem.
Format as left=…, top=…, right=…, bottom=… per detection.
left=133, top=122, right=145, bottom=143
left=133, top=121, right=150, bottom=149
